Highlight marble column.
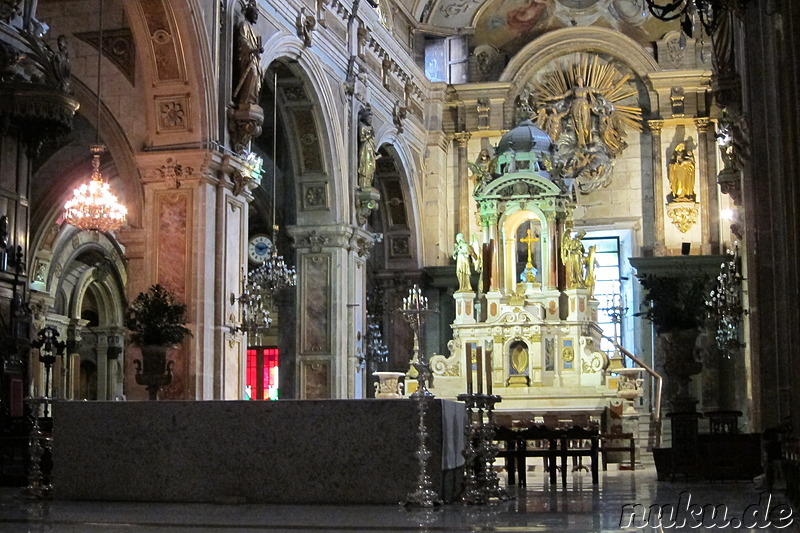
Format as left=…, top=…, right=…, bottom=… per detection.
left=130, top=149, right=255, bottom=400
left=695, top=118, right=720, bottom=254
left=454, top=131, right=472, bottom=236
left=289, top=224, right=368, bottom=399
left=648, top=120, right=666, bottom=255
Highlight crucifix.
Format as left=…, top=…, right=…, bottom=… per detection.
left=519, top=228, right=540, bottom=282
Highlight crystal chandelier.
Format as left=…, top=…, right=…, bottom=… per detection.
left=231, top=267, right=272, bottom=335
left=360, top=314, right=389, bottom=369
left=643, top=0, right=748, bottom=36
left=63, top=0, right=126, bottom=232
left=706, top=244, right=745, bottom=358
left=64, top=144, right=127, bottom=232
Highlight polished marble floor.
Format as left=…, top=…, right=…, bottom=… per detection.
left=1, top=459, right=797, bottom=533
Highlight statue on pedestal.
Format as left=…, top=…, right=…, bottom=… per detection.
left=668, top=142, right=696, bottom=201
left=233, top=1, right=264, bottom=108
left=454, top=233, right=481, bottom=292
left=357, top=105, right=377, bottom=189
left=228, top=0, right=265, bottom=153
left=561, top=227, right=587, bottom=289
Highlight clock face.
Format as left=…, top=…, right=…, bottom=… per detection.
left=248, top=235, right=272, bottom=263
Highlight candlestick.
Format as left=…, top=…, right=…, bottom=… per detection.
left=466, top=345, right=473, bottom=394
left=476, top=346, right=483, bottom=394
left=486, top=348, right=492, bottom=395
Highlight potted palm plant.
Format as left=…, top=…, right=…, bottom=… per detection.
left=125, top=284, right=192, bottom=400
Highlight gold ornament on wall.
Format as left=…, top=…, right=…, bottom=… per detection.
left=667, top=203, right=699, bottom=233
left=523, top=53, right=643, bottom=193
left=666, top=141, right=699, bottom=232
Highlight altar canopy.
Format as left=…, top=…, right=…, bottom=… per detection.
left=431, top=120, right=618, bottom=415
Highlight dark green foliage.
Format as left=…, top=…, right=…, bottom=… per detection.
left=124, top=284, right=192, bottom=346
left=635, top=272, right=711, bottom=334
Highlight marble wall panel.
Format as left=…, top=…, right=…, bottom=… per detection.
left=300, top=254, right=330, bottom=354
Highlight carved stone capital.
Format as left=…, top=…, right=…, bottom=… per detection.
left=694, top=118, right=711, bottom=132
left=648, top=119, right=664, bottom=134
left=453, top=131, right=471, bottom=147
left=354, top=186, right=381, bottom=226
left=227, top=103, right=264, bottom=154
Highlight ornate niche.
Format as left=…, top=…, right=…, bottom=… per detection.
left=519, top=53, right=643, bottom=194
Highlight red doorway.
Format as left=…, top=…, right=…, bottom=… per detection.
left=246, top=347, right=279, bottom=400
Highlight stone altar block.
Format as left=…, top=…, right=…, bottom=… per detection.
left=52, top=399, right=465, bottom=504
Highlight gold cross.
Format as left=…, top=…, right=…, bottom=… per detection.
left=519, top=229, right=540, bottom=273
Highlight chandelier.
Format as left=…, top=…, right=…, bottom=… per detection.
left=643, top=0, right=748, bottom=36
left=64, top=144, right=127, bottom=232
left=706, top=244, right=745, bottom=358
left=63, top=0, right=126, bottom=232
left=231, top=266, right=272, bottom=335
left=231, top=248, right=296, bottom=335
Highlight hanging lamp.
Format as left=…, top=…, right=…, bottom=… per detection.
left=64, top=0, right=126, bottom=232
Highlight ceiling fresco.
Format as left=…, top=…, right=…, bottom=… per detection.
left=422, top=0, right=677, bottom=56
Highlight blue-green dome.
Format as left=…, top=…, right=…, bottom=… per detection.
left=496, top=119, right=552, bottom=156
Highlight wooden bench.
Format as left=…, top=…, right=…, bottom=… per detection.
left=599, top=432, right=636, bottom=471
left=495, top=425, right=599, bottom=487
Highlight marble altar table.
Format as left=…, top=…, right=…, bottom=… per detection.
left=52, top=399, right=465, bottom=504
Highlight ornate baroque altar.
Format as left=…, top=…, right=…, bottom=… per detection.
left=429, top=119, right=619, bottom=416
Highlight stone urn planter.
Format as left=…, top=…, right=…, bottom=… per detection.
left=125, top=285, right=192, bottom=401
left=615, top=367, right=645, bottom=413
left=134, top=344, right=176, bottom=401
left=373, top=371, right=405, bottom=398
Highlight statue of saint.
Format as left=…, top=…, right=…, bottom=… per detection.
left=561, top=227, right=587, bottom=289
left=357, top=105, right=377, bottom=188
left=232, top=1, right=264, bottom=108
left=453, top=233, right=480, bottom=292
left=668, top=142, right=696, bottom=200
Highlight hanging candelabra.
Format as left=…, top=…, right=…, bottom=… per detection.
left=706, top=244, right=745, bottom=359
left=63, top=0, right=127, bottom=232
left=642, top=0, right=748, bottom=37
left=361, top=314, right=389, bottom=370
left=231, top=240, right=296, bottom=336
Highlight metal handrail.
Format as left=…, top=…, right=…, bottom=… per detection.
left=589, top=324, right=663, bottom=447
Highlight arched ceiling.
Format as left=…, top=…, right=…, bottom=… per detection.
left=416, top=0, right=676, bottom=55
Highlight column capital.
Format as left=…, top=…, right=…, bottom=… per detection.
left=648, top=119, right=664, bottom=133
left=694, top=117, right=712, bottom=132
left=288, top=224, right=357, bottom=253
left=453, top=131, right=472, bottom=147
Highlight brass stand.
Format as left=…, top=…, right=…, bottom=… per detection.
left=25, top=398, right=52, bottom=499
left=400, top=285, right=441, bottom=507
left=457, top=392, right=510, bottom=504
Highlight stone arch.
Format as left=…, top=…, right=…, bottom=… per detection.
left=29, top=226, right=127, bottom=401
left=261, top=35, right=347, bottom=222
left=371, top=133, right=423, bottom=269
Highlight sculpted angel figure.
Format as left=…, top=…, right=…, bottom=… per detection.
left=467, top=149, right=493, bottom=193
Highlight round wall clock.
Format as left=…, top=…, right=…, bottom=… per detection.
left=248, top=234, right=272, bottom=263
